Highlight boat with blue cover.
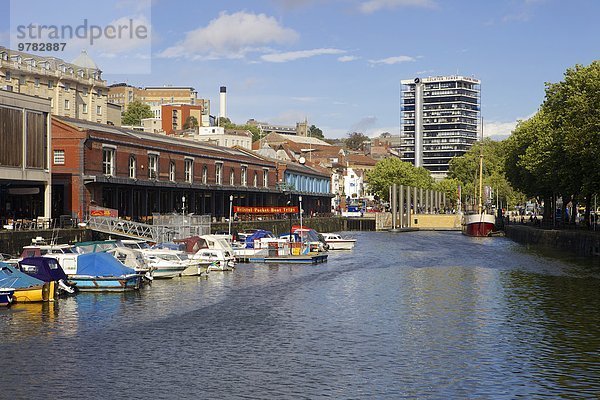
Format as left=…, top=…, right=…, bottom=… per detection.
left=70, top=252, right=142, bottom=291
left=0, top=262, right=52, bottom=302
left=18, top=257, right=76, bottom=295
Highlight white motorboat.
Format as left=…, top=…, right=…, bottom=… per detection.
left=191, top=235, right=236, bottom=270
left=20, top=243, right=79, bottom=275
left=141, top=249, right=191, bottom=279
left=194, top=248, right=235, bottom=271
left=320, top=233, right=356, bottom=250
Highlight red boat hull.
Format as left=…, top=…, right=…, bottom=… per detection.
left=462, top=213, right=496, bottom=237
left=463, top=221, right=495, bottom=237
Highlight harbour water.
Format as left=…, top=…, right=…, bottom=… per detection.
left=1, top=231, right=600, bottom=399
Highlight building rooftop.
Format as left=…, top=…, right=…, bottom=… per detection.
left=54, top=116, right=266, bottom=163
left=72, top=50, right=99, bottom=70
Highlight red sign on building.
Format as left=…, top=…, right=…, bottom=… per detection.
left=89, top=206, right=119, bottom=218
left=234, top=206, right=299, bottom=214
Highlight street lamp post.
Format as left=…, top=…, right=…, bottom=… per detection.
left=182, top=195, right=186, bottom=215
left=228, top=194, right=233, bottom=242
left=299, top=196, right=303, bottom=242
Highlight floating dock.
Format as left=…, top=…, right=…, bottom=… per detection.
left=247, top=253, right=328, bottom=264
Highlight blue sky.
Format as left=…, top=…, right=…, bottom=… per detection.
left=2, top=0, right=600, bottom=139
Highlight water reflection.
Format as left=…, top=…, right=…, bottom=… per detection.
left=1, top=231, right=599, bottom=398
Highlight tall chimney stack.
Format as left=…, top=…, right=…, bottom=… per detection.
left=219, top=86, right=227, bottom=119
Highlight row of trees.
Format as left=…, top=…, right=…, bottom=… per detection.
left=504, top=61, right=600, bottom=224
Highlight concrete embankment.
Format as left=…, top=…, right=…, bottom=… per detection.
left=505, top=225, right=600, bottom=257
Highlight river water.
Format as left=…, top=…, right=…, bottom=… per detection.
left=1, top=231, right=600, bottom=399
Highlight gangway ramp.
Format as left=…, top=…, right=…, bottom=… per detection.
left=86, top=214, right=211, bottom=243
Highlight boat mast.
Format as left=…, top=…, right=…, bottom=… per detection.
left=478, top=117, right=484, bottom=215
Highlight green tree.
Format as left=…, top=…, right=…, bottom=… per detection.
left=542, top=61, right=600, bottom=224
left=345, top=132, right=369, bottom=151
left=218, top=117, right=262, bottom=142
left=503, top=62, right=600, bottom=226
left=183, top=116, right=199, bottom=129
left=308, top=125, right=324, bottom=139
left=433, top=178, right=461, bottom=209
left=122, top=100, right=153, bottom=126
left=449, top=138, right=524, bottom=211
left=366, top=157, right=434, bottom=199
left=218, top=117, right=232, bottom=126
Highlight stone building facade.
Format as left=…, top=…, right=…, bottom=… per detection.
left=0, top=47, right=108, bottom=123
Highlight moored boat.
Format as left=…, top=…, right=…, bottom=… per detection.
left=191, top=235, right=236, bottom=270
left=461, top=118, right=498, bottom=237
left=0, top=287, right=15, bottom=306
left=0, top=262, right=52, bottom=302
left=69, top=252, right=142, bottom=291
left=18, top=257, right=76, bottom=295
left=194, top=249, right=235, bottom=271
left=462, top=213, right=496, bottom=237
left=73, top=240, right=155, bottom=282
left=320, top=233, right=356, bottom=250
left=20, top=242, right=79, bottom=276
left=141, top=250, right=191, bottom=278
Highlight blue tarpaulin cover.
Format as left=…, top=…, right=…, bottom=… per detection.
left=0, top=262, right=45, bottom=288
left=245, top=230, right=274, bottom=248
left=19, top=257, right=68, bottom=283
left=76, top=252, right=136, bottom=277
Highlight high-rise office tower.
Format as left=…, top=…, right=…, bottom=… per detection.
left=400, top=75, right=480, bottom=179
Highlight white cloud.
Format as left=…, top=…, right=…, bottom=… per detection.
left=415, top=69, right=435, bottom=75
left=358, top=0, right=437, bottom=14
left=368, top=55, right=416, bottom=65
left=292, top=96, right=319, bottom=102
left=483, top=115, right=534, bottom=140
left=159, top=11, right=298, bottom=59
left=261, top=48, right=346, bottom=62
left=268, top=110, right=308, bottom=125
left=338, top=55, right=359, bottom=62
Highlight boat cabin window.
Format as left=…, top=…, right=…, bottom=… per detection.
left=47, top=259, right=60, bottom=270
left=20, top=264, right=38, bottom=274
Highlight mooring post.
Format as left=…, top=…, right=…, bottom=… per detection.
left=413, top=187, right=418, bottom=215
left=399, top=184, right=405, bottom=228
left=391, top=184, right=397, bottom=229
left=406, top=185, right=412, bottom=227
left=442, top=192, right=446, bottom=212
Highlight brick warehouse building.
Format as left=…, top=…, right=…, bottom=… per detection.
left=51, top=116, right=332, bottom=221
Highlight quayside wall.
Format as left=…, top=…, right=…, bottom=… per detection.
left=505, top=225, right=600, bottom=257
left=0, top=229, right=92, bottom=256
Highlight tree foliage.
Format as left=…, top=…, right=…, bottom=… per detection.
left=308, top=125, right=324, bottom=139
left=345, top=132, right=369, bottom=151
left=366, top=157, right=434, bottom=199
left=183, top=116, right=199, bottom=129
left=219, top=117, right=262, bottom=142
left=503, top=61, right=600, bottom=225
left=449, top=138, right=525, bottom=209
left=122, top=100, right=153, bottom=126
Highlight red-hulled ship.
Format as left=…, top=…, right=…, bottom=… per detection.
left=461, top=118, right=497, bottom=237
left=462, top=212, right=496, bottom=237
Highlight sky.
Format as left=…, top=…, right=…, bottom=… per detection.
left=2, top=0, right=600, bottom=140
